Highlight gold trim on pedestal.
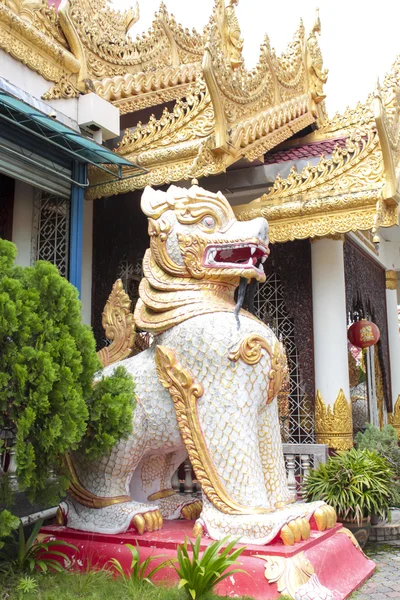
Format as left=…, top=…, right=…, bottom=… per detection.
left=386, top=270, right=397, bottom=290
left=257, top=552, right=315, bottom=598
left=315, top=389, right=353, bottom=450
left=388, top=395, right=400, bottom=438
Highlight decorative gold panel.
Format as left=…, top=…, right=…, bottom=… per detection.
left=97, top=279, right=136, bottom=368
left=386, top=270, right=397, bottom=290
left=315, top=389, right=353, bottom=451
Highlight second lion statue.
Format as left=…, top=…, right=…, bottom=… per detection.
left=60, top=183, right=335, bottom=545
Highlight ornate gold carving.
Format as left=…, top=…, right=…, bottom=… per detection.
left=388, top=395, right=400, bottom=438
left=305, top=10, right=328, bottom=107
left=0, top=2, right=79, bottom=88
left=155, top=344, right=269, bottom=515
left=315, top=389, right=353, bottom=450
left=234, top=125, right=399, bottom=243
left=65, top=454, right=131, bottom=508
left=92, top=64, right=200, bottom=111
left=257, top=552, right=315, bottom=598
left=228, top=335, right=285, bottom=403
left=386, top=270, right=397, bottom=290
left=42, top=75, right=81, bottom=100
left=97, top=279, right=136, bottom=368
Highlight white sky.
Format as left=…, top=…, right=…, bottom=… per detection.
left=112, top=0, right=400, bottom=117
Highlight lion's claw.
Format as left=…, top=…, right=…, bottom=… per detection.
left=181, top=500, right=203, bottom=520
left=131, top=509, right=163, bottom=534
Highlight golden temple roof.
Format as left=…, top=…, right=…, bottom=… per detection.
left=1, top=0, right=399, bottom=241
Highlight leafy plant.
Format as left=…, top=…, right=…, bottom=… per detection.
left=304, top=448, right=395, bottom=523
left=0, top=510, right=19, bottom=550
left=16, top=575, right=38, bottom=594
left=174, top=536, right=246, bottom=599
left=109, top=542, right=169, bottom=587
left=2, top=519, right=76, bottom=574
left=81, top=366, right=135, bottom=461
left=356, top=423, right=399, bottom=453
left=0, top=239, right=135, bottom=546
left=355, top=424, right=400, bottom=507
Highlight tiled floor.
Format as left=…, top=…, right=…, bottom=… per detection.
left=352, top=541, right=400, bottom=599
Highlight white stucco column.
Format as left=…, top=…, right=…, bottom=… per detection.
left=12, top=181, right=34, bottom=267
left=311, top=237, right=353, bottom=450
left=385, top=270, right=400, bottom=437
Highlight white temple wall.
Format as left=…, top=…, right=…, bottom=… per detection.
left=11, top=180, right=34, bottom=268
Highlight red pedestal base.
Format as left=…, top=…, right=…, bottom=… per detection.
left=40, top=521, right=375, bottom=599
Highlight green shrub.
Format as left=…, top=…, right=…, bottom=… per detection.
left=304, top=448, right=395, bottom=523
left=0, top=239, right=135, bottom=545
left=82, top=366, right=135, bottom=461
left=174, top=536, right=246, bottom=599
left=355, top=424, right=400, bottom=506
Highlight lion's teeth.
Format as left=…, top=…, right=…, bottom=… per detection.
left=251, top=246, right=256, bottom=255
left=261, top=256, right=267, bottom=263
left=246, top=258, right=253, bottom=266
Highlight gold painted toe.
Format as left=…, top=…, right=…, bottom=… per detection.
left=314, top=507, right=327, bottom=531
left=280, top=524, right=295, bottom=546
left=192, top=521, right=204, bottom=537
left=288, top=519, right=302, bottom=543
left=300, top=518, right=311, bottom=540
left=132, top=514, right=146, bottom=535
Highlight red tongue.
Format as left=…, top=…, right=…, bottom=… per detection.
left=215, top=247, right=250, bottom=263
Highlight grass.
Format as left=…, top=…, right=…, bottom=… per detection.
left=0, top=568, right=260, bottom=600
left=0, top=568, right=296, bottom=600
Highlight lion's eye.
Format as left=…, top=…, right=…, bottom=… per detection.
left=201, top=216, right=216, bottom=229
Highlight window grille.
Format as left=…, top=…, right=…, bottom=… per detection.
left=253, top=272, right=315, bottom=443
left=31, top=189, right=70, bottom=277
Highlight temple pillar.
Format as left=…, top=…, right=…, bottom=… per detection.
left=311, top=237, right=353, bottom=450
left=385, top=270, right=400, bottom=437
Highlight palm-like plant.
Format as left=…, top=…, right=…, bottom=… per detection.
left=109, top=543, right=169, bottom=587
left=304, top=448, right=394, bottom=523
left=174, top=535, right=246, bottom=599
left=2, top=519, right=76, bottom=573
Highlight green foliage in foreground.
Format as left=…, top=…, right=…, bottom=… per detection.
left=81, top=366, right=136, bottom=461
left=0, top=239, right=135, bottom=544
left=355, top=424, right=400, bottom=506
left=0, top=519, right=76, bottom=575
left=0, top=568, right=259, bottom=600
left=109, top=542, right=168, bottom=587
left=0, top=510, right=19, bottom=550
left=304, top=448, right=395, bottom=522
left=174, top=536, right=246, bottom=600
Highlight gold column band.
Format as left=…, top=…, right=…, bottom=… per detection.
left=315, top=389, right=353, bottom=451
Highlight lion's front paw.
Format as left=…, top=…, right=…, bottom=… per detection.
left=280, top=517, right=311, bottom=546
left=181, top=500, right=203, bottom=520
left=310, top=505, right=337, bottom=531
left=130, top=509, right=163, bottom=534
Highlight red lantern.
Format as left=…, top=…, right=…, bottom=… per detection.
left=347, top=320, right=380, bottom=348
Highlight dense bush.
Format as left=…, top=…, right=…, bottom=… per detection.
left=355, top=423, right=400, bottom=506
left=304, top=448, right=395, bottom=522
left=0, top=239, right=135, bottom=540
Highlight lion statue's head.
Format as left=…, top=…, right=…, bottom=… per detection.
left=141, top=183, right=269, bottom=284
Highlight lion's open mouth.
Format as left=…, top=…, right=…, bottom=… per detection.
left=203, top=241, right=269, bottom=276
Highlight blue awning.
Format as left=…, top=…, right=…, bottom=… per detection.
left=0, top=91, right=146, bottom=186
